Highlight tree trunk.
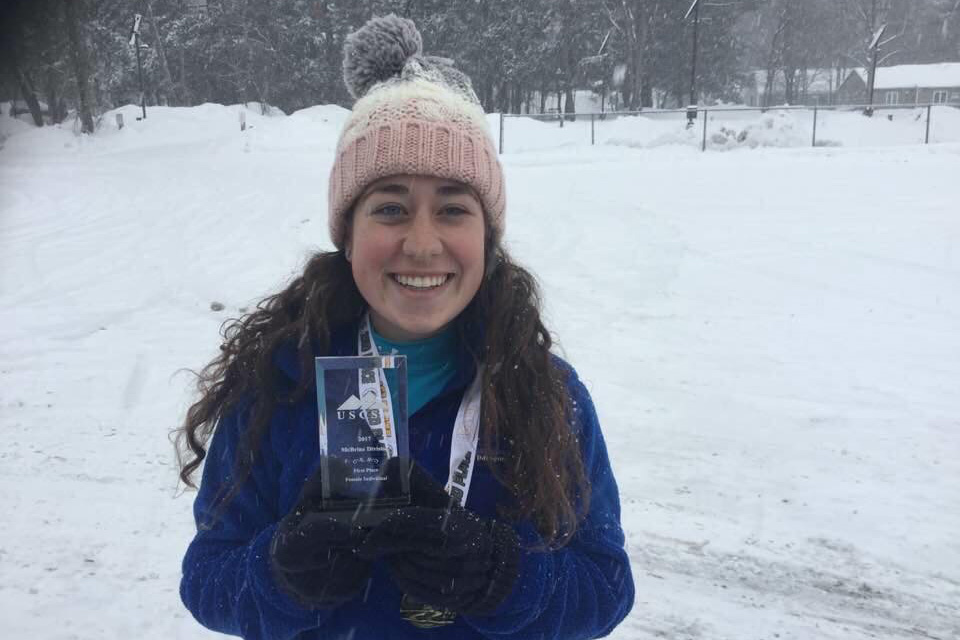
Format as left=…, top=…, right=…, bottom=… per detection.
left=16, top=73, right=45, bottom=127
left=620, top=0, right=645, bottom=110
left=497, top=81, right=508, bottom=113
left=511, top=82, right=522, bottom=114
left=784, top=67, right=796, bottom=104
left=63, top=0, right=95, bottom=133
left=622, top=27, right=637, bottom=108
left=43, top=70, right=62, bottom=124
left=474, top=77, right=488, bottom=111
left=620, top=72, right=631, bottom=109
left=7, top=47, right=45, bottom=127
left=763, top=67, right=776, bottom=108
left=564, top=84, right=575, bottom=121
left=638, top=2, right=650, bottom=109
left=39, top=4, right=65, bottom=125
left=41, top=61, right=66, bottom=124
left=640, top=74, right=652, bottom=109
left=178, top=48, right=195, bottom=105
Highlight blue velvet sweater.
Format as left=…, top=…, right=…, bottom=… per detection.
left=180, top=322, right=635, bottom=640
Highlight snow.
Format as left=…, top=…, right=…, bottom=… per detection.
left=2, top=104, right=958, bottom=639
left=499, top=106, right=960, bottom=152
left=873, top=63, right=960, bottom=90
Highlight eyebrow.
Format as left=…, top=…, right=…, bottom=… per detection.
left=437, top=184, right=472, bottom=196
left=367, top=182, right=473, bottom=197
left=370, top=183, right=408, bottom=195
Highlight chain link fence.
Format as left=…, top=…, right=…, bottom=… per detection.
left=497, top=103, right=960, bottom=154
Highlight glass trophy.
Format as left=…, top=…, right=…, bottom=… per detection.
left=314, top=355, right=410, bottom=526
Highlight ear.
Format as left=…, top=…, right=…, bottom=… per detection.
left=343, top=229, right=353, bottom=262
left=483, top=234, right=498, bottom=279
left=343, top=208, right=355, bottom=262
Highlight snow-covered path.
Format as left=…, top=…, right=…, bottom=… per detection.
left=2, top=106, right=958, bottom=639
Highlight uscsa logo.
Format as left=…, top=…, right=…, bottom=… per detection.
left=336, top=395, right=379, bottom=421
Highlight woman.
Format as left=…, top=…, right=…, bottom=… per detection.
left=177, top=15, right=634, bottom=640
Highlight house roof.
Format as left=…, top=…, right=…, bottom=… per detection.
left=870, top=63, right=960, bottom=89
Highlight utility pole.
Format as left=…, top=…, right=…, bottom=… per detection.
left=129, top=14, right=147, bottom=120
left=685, top=0, right=701, bottom=127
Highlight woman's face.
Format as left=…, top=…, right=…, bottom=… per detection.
left=347, top=174, right=486, bottom=342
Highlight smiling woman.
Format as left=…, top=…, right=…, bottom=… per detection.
left=348, top=175, right=487, bottom=342
left=174, top=13, right=633, bottom=640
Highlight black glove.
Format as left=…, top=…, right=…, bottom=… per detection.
left=269, top=461, right=371, bottom=608
left=358, top=506, right=521, bottom=616
left=269, top=456, right=449, bottom=608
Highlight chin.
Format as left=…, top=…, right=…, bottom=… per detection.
left=383, top=310, right=456, bottom=341
left=399, top=316, right=449, bottom=338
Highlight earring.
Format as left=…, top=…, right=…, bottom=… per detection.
left=344, top=247, right=352, bottom=261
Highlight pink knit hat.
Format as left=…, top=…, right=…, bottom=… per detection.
left=328, top=15, right=505, bottom=250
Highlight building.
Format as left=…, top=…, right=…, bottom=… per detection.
left=837, top=63, right=960, bottom=106
left=835, top=70, right=867, bottom=105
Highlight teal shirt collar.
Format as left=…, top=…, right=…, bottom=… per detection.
left=370, top=323, right=459, bottom=416
left=370, top=323, right=458, bottom=367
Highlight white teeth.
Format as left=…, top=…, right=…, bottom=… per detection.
left=393, top=274, right=449, bottom=289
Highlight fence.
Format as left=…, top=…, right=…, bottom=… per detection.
left=497, top=103, right=960, bottom=154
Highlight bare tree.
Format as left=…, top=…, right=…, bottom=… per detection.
left=603, top=0, right=650, bottom=109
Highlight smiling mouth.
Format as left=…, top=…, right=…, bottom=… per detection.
left=390, top=273, right=454, bottom=290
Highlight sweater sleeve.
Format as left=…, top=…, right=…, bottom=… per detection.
left=179, top=402, right=334, bottom=639
left=464, top=372, right=635, bottom=640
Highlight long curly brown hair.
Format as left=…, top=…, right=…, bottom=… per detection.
left=174, top=241, right=591, bottom=548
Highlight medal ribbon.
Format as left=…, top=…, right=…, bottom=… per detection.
left=357, top=312, right=482, bottom=508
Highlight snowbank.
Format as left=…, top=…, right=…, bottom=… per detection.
left=3, top=101, right=957, bottom=161
left=498, top=105, right=960, bottom=153
left=0, top=102, right=346, bottom=160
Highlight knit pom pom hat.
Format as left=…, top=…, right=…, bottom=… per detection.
left=328, top=14, right=505, bottom=250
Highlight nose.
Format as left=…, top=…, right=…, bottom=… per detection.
left=402, top=207, right=442, bottom=259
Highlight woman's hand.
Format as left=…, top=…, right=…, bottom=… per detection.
left=269, top=463, right=371, bottom=609
left=358, top=505, right=521, bottom=615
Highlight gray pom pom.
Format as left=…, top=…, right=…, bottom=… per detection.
left=343, top=14, right=423, bottom=100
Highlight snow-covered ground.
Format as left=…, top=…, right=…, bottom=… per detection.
left=1, top=104, right=958, bottom=640
left=501, top=105, right=960, bottom=153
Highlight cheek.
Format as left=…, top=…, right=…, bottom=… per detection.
left=454, top=231, right=486, bottom=284
left=350, top=227, right=393, bottom=276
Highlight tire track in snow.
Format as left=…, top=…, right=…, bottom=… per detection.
left=626, top=532, right=959, bottom=639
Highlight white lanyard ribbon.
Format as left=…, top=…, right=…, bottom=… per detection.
left=358, top=313, right=482, bottom=508
left=357, top=315, right=398, bottom=459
